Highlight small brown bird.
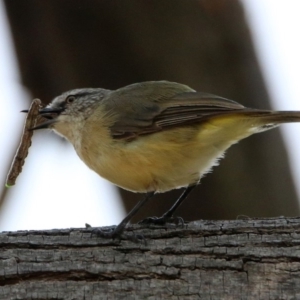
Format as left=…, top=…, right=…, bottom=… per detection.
left=25, top=81, right=300, bottom=238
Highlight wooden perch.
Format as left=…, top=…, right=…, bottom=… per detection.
left=1, top=217, right=300, bottom=299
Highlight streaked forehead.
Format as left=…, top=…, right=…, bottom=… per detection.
left=52, top=88, right=101, bottom=102
left=61, top=88, right=100, bottom=98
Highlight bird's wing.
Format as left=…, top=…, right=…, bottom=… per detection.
left=103, top=81, right=245, bottom=140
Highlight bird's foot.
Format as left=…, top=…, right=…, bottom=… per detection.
left=92, top=226, right=120, bottom=239
left=90, top=226, right=146, bottom=243
left=138, top=215, right=185, bottom=227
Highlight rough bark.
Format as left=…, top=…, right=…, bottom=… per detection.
left=1, top=217, right=300, bottom=299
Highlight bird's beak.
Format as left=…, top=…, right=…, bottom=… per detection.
left=21, top=107, right=64, bottom=130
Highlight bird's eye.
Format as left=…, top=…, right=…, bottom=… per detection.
left=66, top=95, right=75, bottom=104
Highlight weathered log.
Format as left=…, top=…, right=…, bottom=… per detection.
left=1, top=217, right=300, bottom=299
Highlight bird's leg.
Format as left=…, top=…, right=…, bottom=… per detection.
left=139, top=185, right=196, bottom=226
left=95, top=191, right=155, bottom=239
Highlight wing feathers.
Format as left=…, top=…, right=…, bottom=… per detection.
left=104, top=82, right=246, bottom=140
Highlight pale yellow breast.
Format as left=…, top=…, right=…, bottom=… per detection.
left=75, top=112, right=260, bottom=193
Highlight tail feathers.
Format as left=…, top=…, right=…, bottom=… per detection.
left=239, top=110, right=300, bottom=125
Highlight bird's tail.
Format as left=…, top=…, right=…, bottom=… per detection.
left=232, top=110, right=300, bottom=133
left=204, top=109, right=300, bottom=138
left=250, top=110, right=300, bottom=123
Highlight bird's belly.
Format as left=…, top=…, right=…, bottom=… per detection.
left=77, top=126, right=231, bottom=193
left=71, top=112, right=267, bottom=194
left=98, top=146, right=224, bottom=193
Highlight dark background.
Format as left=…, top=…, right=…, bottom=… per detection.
left=2, top=0, right=299, bottom=222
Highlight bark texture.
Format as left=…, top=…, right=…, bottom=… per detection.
left=1, top=218, right=300, bottom=299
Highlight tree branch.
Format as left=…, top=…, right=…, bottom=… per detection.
left=1, top=217, right=300, bottom=298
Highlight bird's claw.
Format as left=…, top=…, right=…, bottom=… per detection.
left=91, top=226, right=146, bottom=244
left=92, top=226, right=120, bottom=239
left=138, top=215, right=185, bottom=227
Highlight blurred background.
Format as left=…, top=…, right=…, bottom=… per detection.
left=1, top=0, right=300, bottom=231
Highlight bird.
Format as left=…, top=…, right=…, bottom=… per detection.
left=24, top=80, right=300, bottom=238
